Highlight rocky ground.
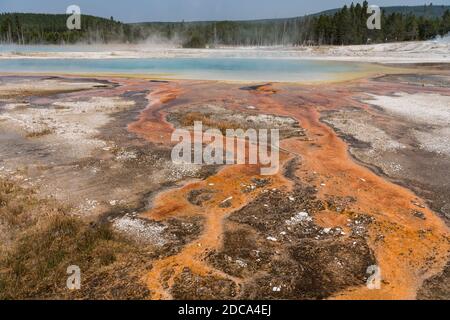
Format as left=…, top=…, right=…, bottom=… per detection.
left=321, top=73, right=450, bottom=224
left=0, top=68, right=449, bottom=300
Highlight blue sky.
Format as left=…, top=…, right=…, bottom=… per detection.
left=0, top=0, right=448, bottom=22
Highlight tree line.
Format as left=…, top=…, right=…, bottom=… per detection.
left=312, top=2, right=450, bottom=45
left=0, top=13, right=135, bottom=44
left=1, top=2, right=449, bottom=47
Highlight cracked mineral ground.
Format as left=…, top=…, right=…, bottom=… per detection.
left=0, top=67, right=449, bottom=300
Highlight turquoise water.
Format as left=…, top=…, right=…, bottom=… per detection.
left=0, top=58, right=366, bottom=82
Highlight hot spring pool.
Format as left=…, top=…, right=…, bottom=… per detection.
left=0, top=57, right=373, bottom=82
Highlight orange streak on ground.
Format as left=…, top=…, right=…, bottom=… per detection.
left=143, top=163, right=291, bottom=299
left=289, top=110, right=448, bottom=299
left=129, top=82, right=293, bottom=299
left=251, top=86, right=450, bottom=300
left=128, top=83, right=183, bottom=144
left=129, top=80, right=449, bottom=300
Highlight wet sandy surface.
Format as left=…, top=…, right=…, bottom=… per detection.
left=0, top=68, right=449, bottom=300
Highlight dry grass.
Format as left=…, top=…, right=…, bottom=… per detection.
left=180, top=112, right=242, bottom=134
left=0, top=179, right=152, bottom=300
left=25, top=128, right=53, bottom=138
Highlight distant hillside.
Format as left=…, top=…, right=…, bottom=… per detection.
left=318, top=4, right=450, bottom=19
left=131, top=3, right=450, bottom=47
left=0, top=13, right=133, bottom=44
left=1, top=2, right=449, bottom=46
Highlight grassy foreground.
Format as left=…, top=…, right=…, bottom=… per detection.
left=0, top=179, right=151, bottom=300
